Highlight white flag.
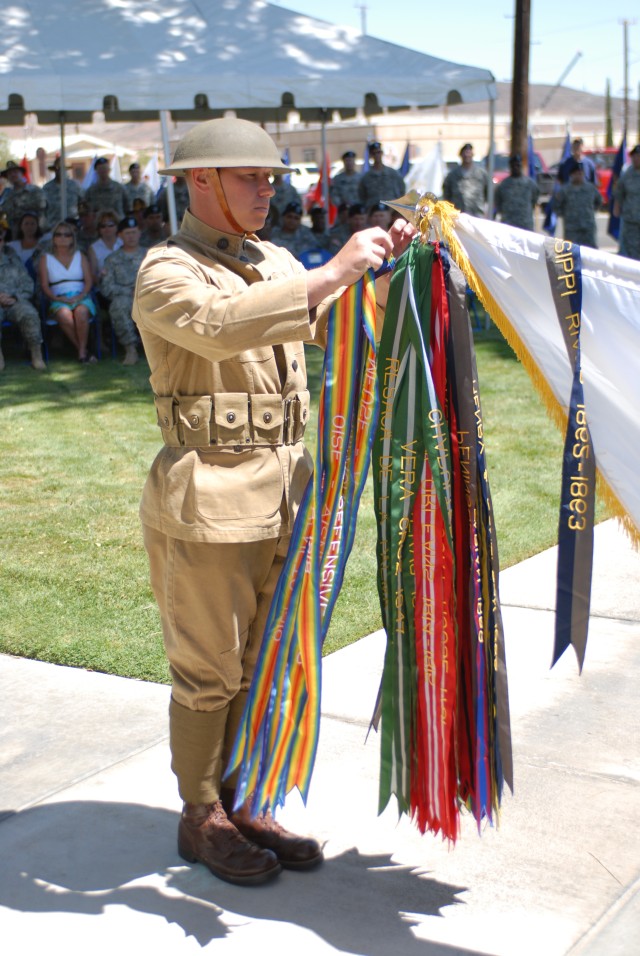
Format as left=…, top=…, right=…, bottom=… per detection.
left=437, top=212, right=640, bottom=537
left=82, top=156, right=98, bottom=190
left=143, top=150, right=160, bottom=194
left=110, top=154, right=122, bottom=183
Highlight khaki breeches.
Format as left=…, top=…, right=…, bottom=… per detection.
left=143, top=523, right=289, bottom=803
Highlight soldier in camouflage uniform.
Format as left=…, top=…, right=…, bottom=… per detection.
left=555, top=160, right=602, bottom=248
left=614, top=144, right=640, bottom=261
left=271, top=174, right=300, bottom=217
left=329, top=151, right=362, bottom=208
left=100, top=216, right=145, bottom=365
left=159, top=176, right=190, bottom=228
left=139, top=204, right=168, bottom=249
left=358, top=142, right=405, bottom=209
left=85, top=157, right=128, bottom=220
left=0, top=161, right=47, bottom=235
left=43, top=158, right=84, bottom=232
left=494, top=154, right=539, bottom=230
left=0, top=228, right=45, bottom=371
left=270, top=201, right=319, bottom=259
left=443, top=143, right=489, bottom=217
left=123, top=162, right=154, bottom=211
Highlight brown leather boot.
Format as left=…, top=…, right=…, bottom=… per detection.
left=221, top=789, right=324, bottom=871
left=178, top=800, right=281, bottom=886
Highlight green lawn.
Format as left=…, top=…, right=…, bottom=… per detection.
left=0, top=326, right=608, bottom=681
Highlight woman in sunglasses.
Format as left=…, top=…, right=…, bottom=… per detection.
left=38, top=221, right=97, bottom=363
left=88, top=208, right=123, bottom=285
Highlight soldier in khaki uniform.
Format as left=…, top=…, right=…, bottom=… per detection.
left=100, top=216, right=145, bottom=365
left=133, top=117, right=414, bottom=887
left=0, top=225, right=45, bottom=371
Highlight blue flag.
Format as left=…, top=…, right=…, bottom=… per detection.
left=607, top=136, right=627, bottom=240
left=282, top=148, right=291, bottom=185
left=399, top=143, right=410, bottom=177
left=527, top=133, right=536, bottom=180
left=543, top=134, right=572, bottom=236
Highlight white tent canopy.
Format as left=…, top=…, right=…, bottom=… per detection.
left=0, top=0, right=495, bottom=124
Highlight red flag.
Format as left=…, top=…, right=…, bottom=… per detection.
left=21, top=155, right=31, bottom=183
left=306, top=153, right=337, bottom=224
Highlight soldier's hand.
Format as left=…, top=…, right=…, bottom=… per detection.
left=331, top=227, right=394, bottom=286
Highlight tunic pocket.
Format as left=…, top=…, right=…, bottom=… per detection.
left=193, top=448, right=284, bottom=521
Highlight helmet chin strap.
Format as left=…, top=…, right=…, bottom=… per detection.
left=209, top=168, right=246, bottom=235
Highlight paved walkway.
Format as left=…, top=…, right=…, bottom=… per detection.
left=1, top=519, right=639, bottom=955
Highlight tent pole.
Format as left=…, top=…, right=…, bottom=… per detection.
left=321, top=112, right=329, bottom=211
left=59, top=113, right=67, bottom=222
left=160, top=110, right=178, bottom=234
left=487, top=96, right=495, bottom=215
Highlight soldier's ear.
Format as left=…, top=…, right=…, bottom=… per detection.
left=190, top=169, right=210, bottom=195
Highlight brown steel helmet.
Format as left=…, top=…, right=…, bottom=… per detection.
left=159, top=118, right=295, bottom=175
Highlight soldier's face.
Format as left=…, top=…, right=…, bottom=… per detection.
left=216, top=167, right=275, bottom=233
left=120, top=226, right=140, bottom=248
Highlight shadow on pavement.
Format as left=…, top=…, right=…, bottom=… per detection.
left=0, top=800, right=482, bottom=955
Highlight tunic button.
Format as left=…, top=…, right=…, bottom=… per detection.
left=226, top=411, right=236, bottom=423
left=190, top=414, right=199, bottom=426
left=292, top=360, right=298, bottom=372
left=217, top=238, right=229, bottom=250
left=263, top=411, right=273, bottom=424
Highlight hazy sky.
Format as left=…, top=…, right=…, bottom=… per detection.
left=272, top=0, right=638, bottom=99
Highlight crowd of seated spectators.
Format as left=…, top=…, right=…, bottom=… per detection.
left=0, top=142, right=408, bottom=370
left=0, top=155, right=170, bottom=371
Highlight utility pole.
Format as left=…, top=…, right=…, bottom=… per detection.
left=620, top=19, right=636, bottom=135
left=355, top=4, right=367, bottom=35
left=511, top=0, right=531, bottom=159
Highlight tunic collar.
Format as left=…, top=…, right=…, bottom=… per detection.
left=178, top=209, right=261, bottom=262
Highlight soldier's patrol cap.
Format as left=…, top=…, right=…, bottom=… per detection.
left=567, top=159, right=583, bottom=175
left=144, top=203, right=163, bottom=217
left=369, top=141, right=382, bottom=151
left=348, top=203, right=366, bottom=216
left=159, top=118, right=296, bottom=175
left=309, top=204, right=325, bottom=215
left=342, top=150, right=356, bottom=159
left=128, top=162, right=140, bottom=172
left=459, top=142, right=473, bottom=155
left=368, top=201, right=388, bottom=214
left=118, top=216, right=139, bottom=232
left=283, top=201, right=303, bottom=216
left=132, top=197, right=147, bottom=210
left=1, top=160, right=27, bottom=177
left=94, top=157, right=109, bottom=169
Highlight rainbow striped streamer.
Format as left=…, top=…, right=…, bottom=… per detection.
left=226, top=271, right=380, bottom=814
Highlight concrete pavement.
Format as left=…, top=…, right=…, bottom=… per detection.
left=1, top=518, right=639, bottom=955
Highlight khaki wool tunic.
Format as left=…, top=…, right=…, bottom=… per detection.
left=133, top=209, right=335, bottom=545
